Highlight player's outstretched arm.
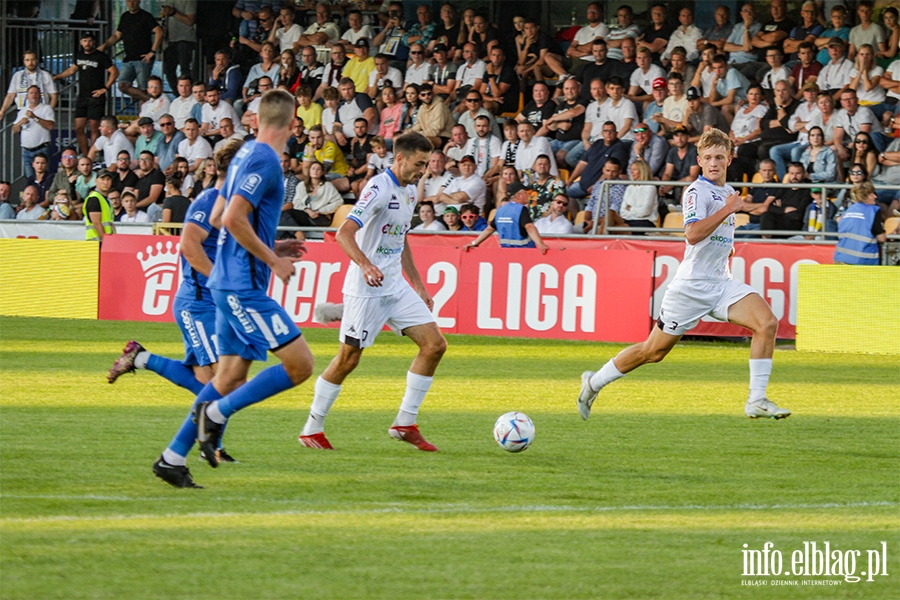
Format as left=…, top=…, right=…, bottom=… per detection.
left=223, top=194, right=295, bottom=283
left=684, top=191, right=742, bottom=246
left=335, top=219, right=384, bottom=287
left=400, top=240, right=432, bottom=310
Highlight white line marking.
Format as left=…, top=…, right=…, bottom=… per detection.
left=0, top=500, right=895, bottom=524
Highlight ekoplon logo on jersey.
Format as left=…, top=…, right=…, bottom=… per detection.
left=137, top=241, right=181, bottom=316
left=240, top=174, right=262, bottom=195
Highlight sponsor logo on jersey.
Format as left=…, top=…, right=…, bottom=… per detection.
left=240, top=174, right=262, bottom=195
left=192, top=211, right=207, bottom=224
left=381, top=223, right=410, bottom=236
left=375, top=245, right=403, bottom=255
left=388, top=202, right=400, bottom=209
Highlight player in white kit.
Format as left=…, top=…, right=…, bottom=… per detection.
left=299, top=131, right=447, bottom=451
left=578, top=128, right=791, bottom=420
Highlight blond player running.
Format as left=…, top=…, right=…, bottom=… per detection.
left=578, top=128, right=791, bottom=421
left=299, top=131, right=447, bottom=451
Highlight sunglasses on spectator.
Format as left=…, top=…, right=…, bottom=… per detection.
left=855, top=139, right=869, bottom=144
left=466, top=98, right=480, bottom=102
left=850, top=169, right=864, bottom=175
left=419, top=91, right=432, bottom=96
left=160, top=121, right=174, bottom=126
left=461, top=214, right=477, bottom=219
left=633, top=127, right=647, bottom=133
left=554, top=199, right=568, bottom=205
left=410, top=50, right=423, bottom=54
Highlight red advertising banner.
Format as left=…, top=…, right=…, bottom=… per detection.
left=98, top=234, right=834, bottom=341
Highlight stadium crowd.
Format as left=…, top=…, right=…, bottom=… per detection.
left=1, top=0, right=899, bottom=244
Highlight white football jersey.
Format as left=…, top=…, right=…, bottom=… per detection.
left=343, top=169, right=417, bottom=297
left=675, top=176, right=736, bottom=282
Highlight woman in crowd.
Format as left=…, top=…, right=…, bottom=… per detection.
left=172, top=157, right=195, bottom=197
left=877, top=7, right=900, bottom=68
left=848, top=44, right=886, bottom=119
left=836, top=162, right=870, bottom=207
left=378, top=86, right=402, bottom=148
left=412, top=201, right=447, bottom=231
left=849, top=130, right=879, bottom=180
left=399, top=83, right=420, bottom=133
left=281, top=160, right=343, bottom=231
left=456, top=8, right=476, bottom=61
left=728, top=85, right=767, bottom=179
left=279, top=49, right=302, bottom=94
left=799, top=126, right=837, bottom=183
left=470, top=13, right=499, bottom=59
left=244, top=42, right=281, bottom=105
left=619, top=159, right=658, bottom=233
left=495, top=165, right=521, bottom=203
left=191, top=159, right=217, bottom=198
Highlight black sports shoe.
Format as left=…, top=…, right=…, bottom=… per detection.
left=199, top=448, right=238, bottom=463
left=194, top=401, right=224, bottom=468
left=152, top=456, right=203, bottom=488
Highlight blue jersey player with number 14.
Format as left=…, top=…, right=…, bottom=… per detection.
left=577, top=128, right=791, bottom=422
left=152, top=90, right=314, bottom=488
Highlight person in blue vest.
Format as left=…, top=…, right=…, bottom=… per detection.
left=834, top=182, right=887, bottom=265
left=465, top=181, right=548, bottom=253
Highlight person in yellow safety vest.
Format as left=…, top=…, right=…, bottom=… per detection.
left=84, top=169, right=116, bottom=241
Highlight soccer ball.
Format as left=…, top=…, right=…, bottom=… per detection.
left=493, top=412, right=535, bottom=453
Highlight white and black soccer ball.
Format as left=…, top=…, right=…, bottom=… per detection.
left=493, top=412, right=535, bottom=453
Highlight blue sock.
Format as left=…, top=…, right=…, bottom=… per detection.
left=146, top=354, right=204, bottom=395
left=167, top=382, right=223, bottom=457
left=217, top=364, right=294, bottom=418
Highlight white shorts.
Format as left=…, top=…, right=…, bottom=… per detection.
left=657, top=278, right=758, bottom=336
left=340, top=283, right=436, bottom=349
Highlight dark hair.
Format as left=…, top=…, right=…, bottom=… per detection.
left=166, top=176, right=182, bottom=189
left=32, top=152, right=48, bottom=162
left=459, top=203, right=479, bottom=215
left=393, top=131, right=434, bottom=157
left=787, top=161, right=806, bottom=172
left=140, top=150, right=155, bottom=158
left=354, top=118, right=369, bottom=126
left=177, top=74, right=193, bottom=83
left=148, top=75, right=163, bottom=85
left=711, top=54, right=728, bottom=65
left=184, top=118, right=199, bottom=126
left=606, top=76, right=624, bottom=88
left=604, top=157, right=622, bottom=168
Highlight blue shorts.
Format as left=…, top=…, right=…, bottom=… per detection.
left=172, top=295, right=219, bottom=367
left=211, top=289, right=301, bottom=362
left=117, top=60, right=153, bottom=89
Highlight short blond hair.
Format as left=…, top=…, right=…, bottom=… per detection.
left=697, top=128, right=734, bottom=157
left=851, top=182, right=875, bottom=204
left=258, top=89, right=295, bottom=130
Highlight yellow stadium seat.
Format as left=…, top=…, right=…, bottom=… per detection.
left=885, top=217, right=900, bottom=235
left=661, top=212, right=685, bottom=237
left=734, top=213, right=751, bottom=228
left=558, top=168, right=570, bottom=181
left=574, top=210, right=586, bottom=226
left=330, top=204, right=355, bottom=228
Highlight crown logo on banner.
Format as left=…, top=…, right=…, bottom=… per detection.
left=137, top=241, right=180, bottom=278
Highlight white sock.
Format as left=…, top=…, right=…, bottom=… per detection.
left=301, top=377, right=342, bottom=436
left=205, top=401, right=227, bottom=425
left=394, top=371, right=433, bottom=427
left=162, top=448, right=186, bottom=466
left=590, top=359, right=625, bottom=392
left=134, top=351, right=150, bottom=370
left=748, top=358, right=773, bottom=402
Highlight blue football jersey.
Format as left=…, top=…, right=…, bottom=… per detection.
left=176, top=188, right=220, bottom=303
left=208, top=141, right=285, bottom=291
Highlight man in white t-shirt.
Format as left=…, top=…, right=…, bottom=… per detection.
left=417, top=150, right=453, bottom=204
left=628, top=47, right=667, bottom=106
left=578, top=128, right=790, bottom=422
left=567, top=3, right=611, bottom=63
left=514, top=121, right=559, bottom=177
left=434, top=155, right=487, bottom=212
left=453, top=43, right=486, bottom=108
left=200, top=87, right=245, bottom=141
left=13, top=85, right=55, bottom=178
left=605, top=76, right=639, bottom=141
left=366, top=54, right=404, bottom=101
left=833, top=88, right=883, bottom=162
left=534, top=194, right=574, bottom=234
left=298, top=132, right=445, bottom=453
left=124, top=76, right=171, bottom=138
left=340, top=9, right=375, bottom=54
left=404, top=43, right=431, bottom=86
left=0, top=49, right=57, bottom=120
left=168, top=75, right=198, bottom=130
left=176, top=118, right=212, bottom=172
left=89, top=115, right=135, bottom=168
left=269, top=4, right=303, bottom=53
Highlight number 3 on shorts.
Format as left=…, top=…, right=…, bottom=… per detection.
left=271, top=314, right=291, bottom=336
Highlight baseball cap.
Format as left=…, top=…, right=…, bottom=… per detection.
left=672, top=125, right=689, bottom=134
left=433, top=43, right=448, bottom=53
left=137, top=117, right=154, bottom=127
left=828, top=37, right=846, bottom=47
left=354, top=39, right=369, bottom=48
left=96, top=169, right=113, bottom=179
left=811, top=188, right=823, bottom=194
left=506, top=181, right=526, bottom=196
left=686, top=86, right=702, bottom=100
left=443, top=206, right=459, bottom=215
left=459, top=155, right=475, bottom=164
left=801, top=81, right=820, bottom=92
left=652, top=77, right=667, bottom=90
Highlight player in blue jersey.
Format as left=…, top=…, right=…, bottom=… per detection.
left=109, top=140, right=245, bottom=470
left=298, top=131, right=447, bottom=452
left=577, top=129, right=791, bottom=421
left=152, top=89, right=313, bottom=487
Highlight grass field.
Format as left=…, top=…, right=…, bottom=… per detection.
left=1, top=316, right=898, bottom=599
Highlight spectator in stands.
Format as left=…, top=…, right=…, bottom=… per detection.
left=404, top=43, right=431, bottom=87
left=48, top=147, right=79, bottom=204
left=458, top=90, right=500, bottom=139
left=433, top=155, right=487, bottom=213
left=619, top=159, right=658, bottom=233
left=99, top=0, right=163, bottom=102
left=760, top=162, right=812, bottom=235
left=321, top=86, right=340, bottom=139
left=751, top=0, right=793, bottom=66
left=770, top=83, right=825, bottom=178
left=685, top=86, right=728, bottom=143
left=13, top=85, right=54, bottom=179
left=603, top=76, right=638, bottom=142
left=428, top=3, right=460, bottom=57
left=873, top=138, right=900, bottom=217
left=657, top=74, right=689, bottom=135
left=575, top=39, right=620, bottom=104
left=628, top=47, right=666, bottom=107
left=278, top=152, right=300, bottom=209
left=176, top=118, right=212, bottom=174
left=849, top=44, right=887, bottom=119
left=834, top=181, right=887, bottom=264
left=378, top=87, right=402, bottom=147
left=135, top=150, right=165, bottom=216
left=304, top=125, right=350, bottom=193
left=240, top=77, right=274, bottom=134
left=567, top=3, right=610, bottom=64
left=235, top=3, right=274, bottom=61
left=514, top=18, right=567, bottom=82
left=334, top=77, right=378, bottom=149
left=835, top=162, right=870, bottom=208
left=659, top=126, right=699, bottom=205
left=539, top=79, right=586, bottom=168
left=534, top=194, right=573, bottom=235
left=120, top=190, right=150, bottom=223
left=123, top=76, right=170, bottom=139
left=849, top=1, right=886, bottom=60
left=443, top=124, right=468, bottom=173
left=441, top=205, right=462, bottom=230
left=160, top=0, right=197, bottom=93
left=758, top=80, right=801, bottom=163
left=283, top=160, right=344, bottom=230
left=75, top=157, right=97, bottom=201
left=789, top=43, right=822, bottom=98
left=373, top=2, right=409, bottom=63
left=286, top=120, right=308, bottom=175
left=52, top=32, right=118, bottom=156
left=214, top=118, right=244, bottom=152
left=364, top=136, right=393, bottom=180
left=417, top=150, right=453, bottom=204
left=522, top=154, right=565, bottom=221
left=799, top=126, right=837, bottom=183
left=458, top=203, right=487, bottom=231
left=642, top=77, right=668, bottom=134
left=161, top=176, right=191, bottom=223
left=347, top=118, right=373, bottom=196
left=0, top=49, right=57, bottom=121
left=606, top=6, right=641, bottom=62
left=514, top=120, right=557, bottom=179
left=849, top=131, right=880, bottom=178
left=412, top=200, right=447, bottom=231
left=479, top=47, right=518, bottom=117
left=188, top=81, right=206, bottom=125
left=698, top=5, right=733, bottom=54
left=466, top=181, right=548, bottom=252
left=815, top=5, right=849, bottom=67
left=402, top=5, right=436, bottom=54
left=297, top=2, right=340, bottom=52
left=572, top=79, right=608, bottom=167
left=516, top=81, right=555, bottom=130
left=191, top=158, right=217, bottom=198
left=457, top=8, right=477, bottom=62
left=368, top=53, right=404, bottom=105
left=25, top=153, right=53, bottom=207
left=728, top=85, right=767, bottom=180
left=667, top=47, right=696, bottom=95
left=737, top=159, right=778, bottom=233
left=201, top=87, right=243, bottom=145
left=636, top=4, right=672, bottom=64
left=16, top=185, right=46, bottom=220
left=341, top=9, right=375, bottom=54
left=111, top=150, right=139, bottom=192
left=663, top=7, right=702, bottom=65
left=242, top=41, right=280, bottom=109
left=296, top=47, right=323, bottom=93
left=109, top=189, right=125, bottom=221
left=89, top=115, right=135, bottom=169
left=880, top=7, right=900, bottom=66
left=269, top=4, right=301, bottom=53
left=783, top=2, right=824, bottom=62
left=710, top=55, right=750, bottom=125
left=411, top=83, right=454, bottom=148
left=134, top=116, right=163, bottom=157
left=427, top=44, right=456, bottom=100
left=760, top=47, right=790, bottom=104
left=156, top=114, right=185, bottom=174
left=627, top=122, right=667, bottom=178
left=618, top=36, right=639, bottom=81
left=818, top=38, right=853, bottom=98
left=692, top=44, right=718, bottom=99
left=469, top=13, right=499, bottom=60
left=316, top=47, right=348, bottom=100
left=462, top=115, right=501, bottom=180
left=344, top=39, right=377, bottom=93
left=495, top=164, right=523, bottom=205
left=834, top=89, right=884, bottom=164
left=453, top=43, right=487, bottom=111
left=293, top=87, right=320, bottom=131
left=208, top=50, right=242, bottom=104
left=48, top=189, right=75, bottom=221
left=567, top=121, right=628, bottom=200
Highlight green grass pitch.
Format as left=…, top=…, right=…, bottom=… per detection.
left=1, top=316, right=898, bottom=599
